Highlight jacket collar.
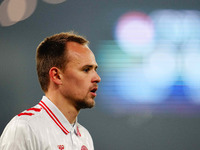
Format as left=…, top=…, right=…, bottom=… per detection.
left=39, top=96, right=81, bottom=136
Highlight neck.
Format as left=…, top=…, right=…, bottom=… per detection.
left=45, top=91, right=79, bottom=124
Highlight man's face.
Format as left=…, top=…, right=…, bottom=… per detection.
left=60, top=42, right=101, bottom=110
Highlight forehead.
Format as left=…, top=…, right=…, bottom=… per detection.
left=66, top=42, right=97, bottom=66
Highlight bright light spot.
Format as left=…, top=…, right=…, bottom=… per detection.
left=115, top=11, right=154, bottom=56
left=184, top=52, right=200, bottom=87
left=7, top=0, right=26, bottom=22
left=150, top=10, right=182, bottom=43
left=116, top=68, right=167, bottom=103
left=0, top=0, right=37, bottom=26
left=43, top=0, right=66, bottom=4
left=181, top=10, right=200, bottom=40
left=21, top=0, right=37, bottom=21
left=118, top=18, right=153, bottom=45
left=150, top=10, right=200, bottom=43
left=0, top=0, right=15, bottom=26
left=184, top=52, right=200, bottom=103
left=144, top=51, right=176, bottom=88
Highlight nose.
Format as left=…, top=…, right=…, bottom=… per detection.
left=92, top=72, right=101, bottom=83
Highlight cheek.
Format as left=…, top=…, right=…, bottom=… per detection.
left=64, top=73, right=86, bottom=88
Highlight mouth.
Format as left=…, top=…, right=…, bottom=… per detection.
left=90, top=87, right=98, bottom=97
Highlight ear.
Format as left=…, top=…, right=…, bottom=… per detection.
left=49, top=67, right=62, bottom=85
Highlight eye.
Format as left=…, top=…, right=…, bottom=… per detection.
left=95, top=66, right=98, bottom=72
left=83, top=68, right=90, bottom=73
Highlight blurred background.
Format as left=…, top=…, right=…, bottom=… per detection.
left=1, top=0, right=200, bottom=149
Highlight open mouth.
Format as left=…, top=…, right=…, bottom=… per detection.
left=90, top=87, right=98, bottom=96
left=90, top=88, right=97, bottom=93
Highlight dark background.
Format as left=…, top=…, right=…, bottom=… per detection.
left=1, top=0, right=200, bottom=149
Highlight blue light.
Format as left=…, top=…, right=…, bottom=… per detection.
left=96, top=10, right=200, bottom=114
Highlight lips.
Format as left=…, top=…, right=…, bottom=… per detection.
left=90, top=87, right=98, bottom=97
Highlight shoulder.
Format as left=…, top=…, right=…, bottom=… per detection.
left=1, top=115, right=33, bottom=139
left=0, top=105, right=45, bottom=149
left=1, top=104, right=44, bottom=139
left=17, top=104, right=43, bottom=120
left=0, top=114, right=37, bottom=149
left=15, top=104, right=46, bottom=127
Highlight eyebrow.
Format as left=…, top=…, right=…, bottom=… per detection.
left=83, top=65, right=98, bottom=70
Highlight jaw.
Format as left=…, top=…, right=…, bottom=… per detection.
left=73, top=95, right=95, bottom=110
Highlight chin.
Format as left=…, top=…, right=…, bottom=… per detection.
left=85, top=99, right=95, bottom=108
left=76, top=99, right=95, bottom=110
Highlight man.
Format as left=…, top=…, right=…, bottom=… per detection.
left=0, top=32, right=101, bottom=150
